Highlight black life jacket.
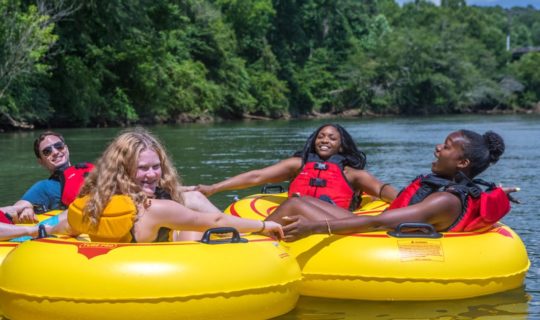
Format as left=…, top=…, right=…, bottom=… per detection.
left=143, top=187, right=172, bottom=243
left=388, top=174, right=511, bottom=232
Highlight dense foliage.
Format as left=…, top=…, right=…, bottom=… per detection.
left=1, top=0, right=539, bottom=129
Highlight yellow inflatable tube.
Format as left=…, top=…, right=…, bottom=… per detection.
left=0, top=210, right=63, bottom=265
left=285, top=224, right=529, bottom=300
left=0, top=210, right=65, bottom=318
left=225, top=192, right=530, bottom=301
left=0, top=230, right=302, bottom=320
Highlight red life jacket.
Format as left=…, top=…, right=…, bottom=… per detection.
left=50, top=163, right=94, bottom=208
left=388, top=174, right=510, bottom=232
left=288, top=154, right=357, bottom=210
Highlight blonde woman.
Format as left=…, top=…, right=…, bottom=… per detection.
left=53, top=128, right=283, bottom=242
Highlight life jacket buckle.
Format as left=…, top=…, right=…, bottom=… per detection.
left=314, top=163, right=328, bottom=170
left=310, top=178, right=327, bottom=187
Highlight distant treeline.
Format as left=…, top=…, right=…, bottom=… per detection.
left=1, top=0, right=540, bottom=129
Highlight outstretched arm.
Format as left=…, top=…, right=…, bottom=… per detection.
left=0, top=224, right=41, bottom=241
left=195, top=157, right=302, bottom=196
left=278, top=192, right=461, bottom=241
left=137, top=200, right=284, bottom=241
left=49, top=211, right=75, bottom=236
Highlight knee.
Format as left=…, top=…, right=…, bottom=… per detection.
left=187, top=191, right=206, bottom=201
left=185, top=190, right=212, bottom=204
left=183, top=191, right=211, bottom=209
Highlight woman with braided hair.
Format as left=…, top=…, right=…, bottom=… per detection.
left=270, top=130, right=520, bottom=241
left=195, top=124, right=398, bottom=211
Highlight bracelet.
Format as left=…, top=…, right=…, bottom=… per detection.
left=325, top=218, right=332, bottom=235
left=378, top=183, right=390, bottom=200
left=258, top=221, right=266, bottom=233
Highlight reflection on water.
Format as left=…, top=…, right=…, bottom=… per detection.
left=1, top=115, right=539, bottom=319
left=0, top=289, right=529, bottom=320
left=277, top=288, right=530, bottom=320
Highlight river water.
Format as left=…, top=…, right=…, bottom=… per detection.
left=0, top=114, right=538, bottom=319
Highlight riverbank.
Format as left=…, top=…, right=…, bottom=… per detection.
left=162, top=104, right=540, bottom=125
left=2, top=104, right=539, bottom=132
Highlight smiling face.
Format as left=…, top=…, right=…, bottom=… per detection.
left=135, top=149, right=162, bottom=196
left=314, top=126, right=342, bottom=160
left=38, top=135, right=70, bottom=173
left=432, top=131, right=470, bottom=179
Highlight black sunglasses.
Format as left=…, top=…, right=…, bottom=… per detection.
left=41, top=141, right=65, bottom=157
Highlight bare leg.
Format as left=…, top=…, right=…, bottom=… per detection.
left=182, top=191, right=221, bottom=213
left=174, top=191, right=221, bottom=241
left=300, top=197, right=356, bottom=219
left=266, top=196, right=353, bottom=224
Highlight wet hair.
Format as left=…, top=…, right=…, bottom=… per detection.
left=295, top=124, right=367, bottom=169
left=79, top=127, right=184, bottom=227
left=33, top=131, right=65, bottom=158
left=459, top=129, right=505, bottom=178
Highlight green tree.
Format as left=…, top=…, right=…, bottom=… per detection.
left=3, top=0, right=539, bottom=128
left=509, top=52, right=540, bottom=107
left=215, top=0, right=275, bottom=62
left=247, top=44, right=289, bottom=117
left=0, top=0, right=68, bottom=129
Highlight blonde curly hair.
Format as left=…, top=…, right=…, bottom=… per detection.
left=79, top=127, right=184, bottom=227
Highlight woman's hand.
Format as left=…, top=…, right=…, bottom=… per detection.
left=260, top=220, right=284, bottom=240
left=281, top=216, right=318, bottom=242
left=501, top=186, right=520, bottom=194
left=17, top=207, right=38, bottom=224
left=500, top=185, right=521, bottom=204
left=192, top=184, right=215, bottom=197
left=19, top=207, right=38, bottom=224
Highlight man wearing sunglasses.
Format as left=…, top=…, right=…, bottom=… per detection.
left=12, top=131, right=93, bottom=223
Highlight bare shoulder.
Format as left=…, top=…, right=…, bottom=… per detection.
left=424, top=191, right=462, bottom=205
left=145, top=199, right=182, bottom=216
left=420, top=191, right=463, bottom=218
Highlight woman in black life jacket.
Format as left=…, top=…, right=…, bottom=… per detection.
left=269, top=130, right=520, bottom=241
left=193, top=124, right=398, bottom=211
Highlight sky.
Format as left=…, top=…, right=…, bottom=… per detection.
left=395, top=0, right=540, bottom=9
